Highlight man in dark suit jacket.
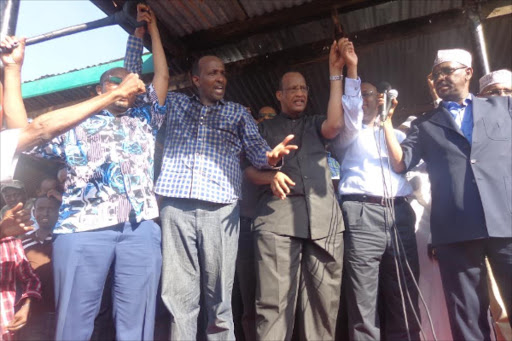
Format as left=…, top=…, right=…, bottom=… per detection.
left=383, top=49, right=512, bottom=340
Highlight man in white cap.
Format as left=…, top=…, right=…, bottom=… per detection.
left=479, top=69, right=512, bottom=97
left=382, top=48, right=512, bottom=340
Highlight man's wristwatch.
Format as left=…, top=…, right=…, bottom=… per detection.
left=329, top=75, right=343, bottom=81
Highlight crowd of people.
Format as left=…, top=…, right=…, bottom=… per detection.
left=1, top=3, right=511, bottom=341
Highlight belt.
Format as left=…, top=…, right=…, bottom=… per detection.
left=341, top=194, right=407, bottom=206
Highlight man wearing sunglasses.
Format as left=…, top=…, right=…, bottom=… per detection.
left=383, top=49, right=512, bottom=341
left=23, top=5, right=169, bottom=340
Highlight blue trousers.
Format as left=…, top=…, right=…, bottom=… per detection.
left=52, top=220, right=162, bottom=341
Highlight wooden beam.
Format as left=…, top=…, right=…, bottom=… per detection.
left=183, top=0, right=392, bottom=51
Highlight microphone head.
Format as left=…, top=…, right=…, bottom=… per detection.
left=388, top=89, right=398, bottom=99
left=376, top=81, right=392, bottom=94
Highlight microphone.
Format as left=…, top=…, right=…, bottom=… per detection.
left=376, top=81, right=398, bottom=124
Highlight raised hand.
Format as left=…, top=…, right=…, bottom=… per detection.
left=329, top=40, right=345, bottom=76
left=113, top=73, right=146, bottom=99
left=427, top=73, right=440, bottom=103
left=339, top=38, right=357, bottom=68
left=0, top=36, right=26, bottom=67
left=0, top=202, right=34, bottom=239
left=266, top=134, right=298, bottom=167
left=134, top=3, right=157, bottom=38
left=271, top=172, right=296, bottom=200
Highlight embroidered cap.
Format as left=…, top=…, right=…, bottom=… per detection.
left=433, top=49, right=472, bottom=69
left=479, top=69, right=512, bottom=93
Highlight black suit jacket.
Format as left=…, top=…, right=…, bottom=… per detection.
left=401, top=95, right=511, bottom=245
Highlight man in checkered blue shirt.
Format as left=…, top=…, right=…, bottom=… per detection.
left=125, top=25, right=297, bottom=341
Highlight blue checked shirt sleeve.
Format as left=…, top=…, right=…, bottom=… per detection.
left=124, top=35, right=144, bottom=75
left=238, top=108, right=272, bottom=169
left=130, top=83, right=168, bottom=133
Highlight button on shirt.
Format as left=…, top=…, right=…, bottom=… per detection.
left=334, top=78, right=412, bottom=197
left=441, top=94, right=473, bottom=144
left=125, top=35, right=273, bottom=204
left=28, top=85, right=167, bottom=234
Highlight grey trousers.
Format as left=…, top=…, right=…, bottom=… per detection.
left=341, top=200, right=420, bottom=341
left=160, top=198, right=240, bottom=341
left=254, top=231, right=344, bottom=341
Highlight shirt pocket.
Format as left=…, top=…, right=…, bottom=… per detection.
left=483, top=117, right=510, bottom=141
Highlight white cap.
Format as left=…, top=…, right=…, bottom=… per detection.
left=433, top=49, right=472, bottom=69
left=479, top=69, right=512, bottom=93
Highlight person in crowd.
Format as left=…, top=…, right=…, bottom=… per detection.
left=27, top=5, right=168, bottom=340
left=257, top=106, right=277, bottom=122
left=2, top=5, right=166, bottom=341
left=478, top=68, right=512, bottom=340
left=18, top=196, right=60, bottom=340
left=479, top=69, right=512, bottom=97
left=398, top=115, right=453, bottom=341
left=332, top=72, right=420, bottom=339
left=35, top=177, right=62, bottom=202
left=125, top=12, right=297, bottom=341
left=1, top=231, right=42, bottom=341
left=0, top=34, right=147, bottom=241
left=242, top=38, right=353, bottom=340
left=234, top=111, right=278, bottom=341
left=0, top=180, right=34, bottom=219
left=383, top=49, right=512, bottom=341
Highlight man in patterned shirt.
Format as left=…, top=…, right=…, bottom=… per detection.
left=25, top=6, right=169, bottom=340
left=125, top=21, right=297, bottom=341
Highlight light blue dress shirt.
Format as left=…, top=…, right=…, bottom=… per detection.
left=334, top=78, right=413, bottom=197
left=441, top=94, right=473, bottom=144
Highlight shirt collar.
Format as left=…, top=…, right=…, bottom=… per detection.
left=279, top=112, right=304, bottom=120
left=441, top=93, right=473, bottom=110
left=190, top=94, right=226, bottom=106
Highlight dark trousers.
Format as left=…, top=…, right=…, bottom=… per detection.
left=436, top=237, right=512, bottom=341
left=254, top=231, right=343, bottom=341
left=234, top=216, right=257, bottom=341
left=341, top=200, right=420, bottom=341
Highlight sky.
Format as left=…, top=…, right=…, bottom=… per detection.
left=16, top=0, right=145, bottom=82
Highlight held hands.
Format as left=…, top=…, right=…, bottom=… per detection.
left=338, top=38, right=357, bottom=68
left=134, top=3, right=157, bottom=38
left=266, top=134, right=298, bottom=167
left=0, top=36, right=26, bottom=67
left=329, top=40, right=345, bottom=75
left=7, top=299, right=30, bottom=331
left=0, top=202, right=34, bottom=239
left=113, top=73, right=146, bottom=99
left=271, top=172, right=296, bottom=200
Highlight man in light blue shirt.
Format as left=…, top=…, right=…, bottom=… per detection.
left=333, top=79, right=420, bottom=340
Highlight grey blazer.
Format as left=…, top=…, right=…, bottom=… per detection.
left=401, top=95, right=511, bottom=245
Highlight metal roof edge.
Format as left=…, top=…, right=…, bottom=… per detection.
left=22, top=54, right=154, bottom=99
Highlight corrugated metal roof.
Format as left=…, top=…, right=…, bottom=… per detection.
left=240, top=0, right=314, bottom=18
left=25, top=0, right=512, bottom=124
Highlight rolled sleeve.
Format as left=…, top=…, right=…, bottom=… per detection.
left=334, top=77, right=363, bottom=149
left=124, top=35, right=144, bottom=75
